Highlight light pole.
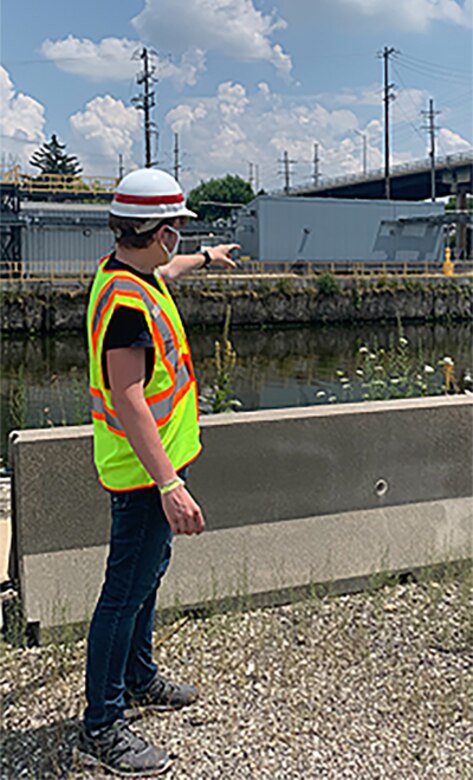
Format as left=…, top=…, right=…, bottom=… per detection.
left=354, top=130, right=368, bottom=176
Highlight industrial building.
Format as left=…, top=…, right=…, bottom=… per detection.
left=0, top=192, right=228, bottom=279
left=235, top=196, right=446, bottom=265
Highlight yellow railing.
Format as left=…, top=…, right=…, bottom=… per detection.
left=1, top=258, right=472, bottom=286
left=1, top=166, right=118, bottom=195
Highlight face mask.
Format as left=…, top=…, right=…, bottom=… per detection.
left=160, top=225, right=181, bottom=261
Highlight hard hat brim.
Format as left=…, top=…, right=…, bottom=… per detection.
left=176, top=206, right=198, bottom=219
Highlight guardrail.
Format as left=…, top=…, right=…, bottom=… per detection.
left=285, top=150, right=473, bottom=196
left=1, top=258, right=472, bottom=286
left=7, top=397, right=473, bottom=633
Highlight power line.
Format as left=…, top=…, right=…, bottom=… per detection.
left=392, top=54, right=471, bottom=85
left=394, top=51, right=471, bottom=77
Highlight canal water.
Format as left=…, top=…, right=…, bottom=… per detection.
left=1, top=320, right=472, bottom=463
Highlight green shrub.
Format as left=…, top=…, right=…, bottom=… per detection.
left=316, top=272, right=340, bottom=296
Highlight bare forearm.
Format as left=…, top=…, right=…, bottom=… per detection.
left=160, top=253, right=205, bottom=281
left=112, top=388, right=176, bottom=486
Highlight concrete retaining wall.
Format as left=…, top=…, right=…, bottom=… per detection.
left=2, top=277, right=472, bottom=333
left=9, top=396, right=473, bottom=631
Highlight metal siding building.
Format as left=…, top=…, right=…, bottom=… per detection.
left=15, top=203, right=229, bottom=277
left=235, top=196, right=445, bottom=264
left=20, top=202, right=112, bottom=275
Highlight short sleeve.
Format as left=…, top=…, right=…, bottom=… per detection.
left=103, top=306, right=153, bottom=351
left=101, top=306, right=154, bottom=389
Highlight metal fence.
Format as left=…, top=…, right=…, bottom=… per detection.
left=1, top=258, right=472, bottom=285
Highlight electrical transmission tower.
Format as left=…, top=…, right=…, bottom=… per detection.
left=173, top=133, right=181, bottom=181
left=248, top=162, right=254, bottom=190
left=279, top=150, right=297, bottom=194
left=378, top=46, right=396, bottom=199
left=132, top=47, right=158, bottom=168
left=313, top=143, right=320, bottom=187
left=421, top=98, right=441, bottom=202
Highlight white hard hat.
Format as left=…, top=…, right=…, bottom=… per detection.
left=110, top=168, right=197, bottom=221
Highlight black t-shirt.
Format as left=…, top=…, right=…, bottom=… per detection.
left=102, top=254, right=160, bottom=388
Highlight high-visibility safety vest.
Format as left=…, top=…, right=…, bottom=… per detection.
left=87, top=256, right=201, bottom=491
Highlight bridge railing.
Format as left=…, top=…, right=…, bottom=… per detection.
left=281, top=150, right=473, bottom=196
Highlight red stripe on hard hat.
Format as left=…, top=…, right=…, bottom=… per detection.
left=114, top=193, right=185, bottom=205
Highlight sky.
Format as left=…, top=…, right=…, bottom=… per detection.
left=0, top=0, right=472, bottom=193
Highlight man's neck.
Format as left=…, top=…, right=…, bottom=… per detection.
left=114, top=247, right=159, bottom=275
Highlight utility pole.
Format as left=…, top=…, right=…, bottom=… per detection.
left=248, top=161, right=254, bottom=190
left=173, top=133, right=180, bottom=181
left=255, top=163, right=260, bottom=192
left=132, top=47, right=157, bottom=168
left=355, top=130, right=367, bottom=176
left=279, top=150, right=296, bottom=195
left=421, top=98, right=440, bottom=202
left=313, top=143, right=320, bottom=187
left=379, top=46, right=395, bottom=199
left=118, top=153, right=124, bottom=179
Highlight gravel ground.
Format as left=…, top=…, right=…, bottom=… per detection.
left=1, top=566, right=471, bottom=780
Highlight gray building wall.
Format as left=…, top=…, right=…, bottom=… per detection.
left=21, top=203, right=112, bottom=275
left=17, top=203, right=224, bottom=276
left=235, top=197, right=445, bottom=264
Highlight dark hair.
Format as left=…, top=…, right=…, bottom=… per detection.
left=108, top=215, right=177, bottom=249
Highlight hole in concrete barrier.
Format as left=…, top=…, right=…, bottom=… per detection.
left=375, top=479, right=389, bottom=497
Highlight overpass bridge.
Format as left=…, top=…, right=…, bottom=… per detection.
left=294, top=152, right=473, bottom=201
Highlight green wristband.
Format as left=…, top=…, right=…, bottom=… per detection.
left=159, top=476, right=184, bottom=496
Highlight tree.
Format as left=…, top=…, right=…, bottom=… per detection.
left=187, top=174, right=255, bottom=222
left=30, top=134, right=82, bottom=176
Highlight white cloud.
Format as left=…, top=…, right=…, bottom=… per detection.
left=279, top=0, right=472, bottom=31
left=132, top=0, right=293, bottom=77
left=165, top=82, right=368, bottom=190
left=0, top=66, right=46, bottom=169
left=336, top=0, right=473, bottom=30
left=438, top=127, right=472, bottom=152
left=69, top=95, right=141, bottom=173
left=40, top=36, right=206, bottom=87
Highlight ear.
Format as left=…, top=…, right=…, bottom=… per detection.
left=153, top=223, right=169, bottom=242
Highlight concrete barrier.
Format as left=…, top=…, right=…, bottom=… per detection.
left=8, top=396, right=473, bottom=633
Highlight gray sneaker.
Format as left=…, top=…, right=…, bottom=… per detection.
left=75, top=720, right=172, bottom=776
left=125, top=673, right=199, bottom=717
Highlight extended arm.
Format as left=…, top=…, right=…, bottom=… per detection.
left=159, top=243, right=240, bottom=282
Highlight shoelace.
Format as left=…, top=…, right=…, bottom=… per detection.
left=106, top=722, right=149, bottom=760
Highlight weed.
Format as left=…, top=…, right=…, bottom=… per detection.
left=199, top=304, right=241, bottom=414
left=316, top=272, right=340, bottom=296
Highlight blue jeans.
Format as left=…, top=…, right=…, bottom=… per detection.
left=84, top=470, right=187, bottom=731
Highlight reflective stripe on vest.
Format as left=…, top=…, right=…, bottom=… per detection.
left=90, top=361, right=191, bottom=429
left=91, top=276, right=181, bottom=379
left=87, top=262, right=201, bottom=490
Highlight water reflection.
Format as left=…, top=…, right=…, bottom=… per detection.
left=1, top=321, right=472, bottom=461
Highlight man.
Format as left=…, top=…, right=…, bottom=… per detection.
left=77, top=168, right=238, bottom=776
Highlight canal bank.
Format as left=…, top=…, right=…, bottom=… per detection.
left=1, top=276, right=472, bottom=333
